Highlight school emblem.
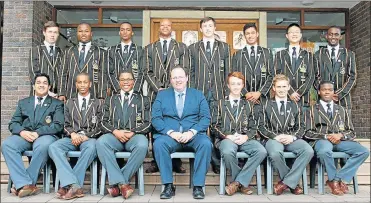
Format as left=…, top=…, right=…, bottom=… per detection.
left=136, top=113, right=142, bottom=121
left=92, top=60, right=99, bottom=70
left=338, top=120, right=345, bottom=131
left=261, top=65, right=266, bottom=73
left=290, top=117, right=295, bottom=126
left=45, top=115, right=52, bottom=124
left=174, top=58, right=179, bottom=65
left=340, top=67, right=345, bottom=75
left=92, top=116, right=97, bottom=124
left=132, top=60, right=138, bottom=70
left=220, top=60, right=224, bottom=68
left=299, top=64, right=307, bottom=73
left=243, top=118, right=248, bottom=125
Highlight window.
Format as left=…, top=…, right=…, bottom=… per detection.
left=102, top=9, right=143, bottom=24
left=304, top=12, right=345, bottom=26
left=267, top=12, right=300, bottom=26
left=57, top=9, right=98, bottom=24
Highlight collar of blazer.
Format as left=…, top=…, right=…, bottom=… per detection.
left=32, top=95, right=53, bottom=125
left=198, top=39, right=220, bottom=67
left=283, top=47, right=307, bottom=74
left=224, top=96, right=247, bottom=123
left=314, top=101, right=341, bottom=125
left=269, top=99, right=294, bottom=128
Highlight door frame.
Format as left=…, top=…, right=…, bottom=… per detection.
left=142, top=10, right=267, bottom=47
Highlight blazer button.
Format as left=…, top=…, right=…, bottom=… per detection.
left=293, top=77, right=295, bottom=80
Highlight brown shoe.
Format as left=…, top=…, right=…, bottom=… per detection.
left=10, top=187, right=19, bottom=196
left=326, top=180, right=344, bottom=196
left=290, top=185, right=304, bottom=195
left=339, top=181, right=349, bottom=194
left=18, top=185, right=39, bottom=198
left=173, top=165, right=186, bottom=173
left=274, top=181, right=288, bottom=195
left=146, top=163, right=159, bottom=173
left=107, top=185, right=120, bottom=197
left=56, top=187, right=68, bottom=199
left=225, top=181, right=240, bottom=196
left=120, top=184, right=134, bottom=199
left=62, top=187, right=84, bottom=200
left=240, top=185, right=253, bottom=195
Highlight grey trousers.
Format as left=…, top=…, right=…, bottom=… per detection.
left=265, top=139, right=314, bottom=188
left=96, top=133, right=148, bottom=186
left=219, top=139, right=267, bottom=187
left=1, top=135, right=57, bottom=190
left=48, top=137, right=97, bottom=187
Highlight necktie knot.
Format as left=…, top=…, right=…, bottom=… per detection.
left=37, top=97, right=43, bottom=104
left=178, top=93, right=184, bottom=98
left=292, top=47, right=296, bottom=51
left=332, top=48, right=335, bottom=51
left=207, top=41, right=210, bottom=45
left=280, top=101, right=285, bottom=105
left=251, top=46, right=254, bottom=50
left=163, top=40, right=167, bottom=45
left=327, top=103, right=331, bottom=110
left=233, top=99, right=238, bottom=107
left=124, top=92, right=130, bottom=100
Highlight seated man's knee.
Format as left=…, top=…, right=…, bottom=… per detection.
left=220, top=147, right=235, bottom=158
left=268, top=150, right=284, bottom=161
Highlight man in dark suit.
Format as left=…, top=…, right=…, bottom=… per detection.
left=59, top=23, right=107, bottom=101
left=258, top=74, right=313, bottom=195
left=274, top=23, right=315, bottom=110
left=305, top=81, right=369, bottom=195
left=143, top=18, right=188, bottom=173
left=2, top=73, right=64, bottom=198
left=29, top=21, right=64, bottom=97
left=232, top=23, right=274, bottom=104
left=152, top=66, right=212, bottom=199
left=212, top=72, right=267, bottom=196
left=188, top=16, right=231, bottom=174
left=48, top=72, right=103, bottom=200
left=107, top=22, right=144, bottom=94
left=96, top=70, right=151, bottom=199
left=314, top=26, right=356, bottom=110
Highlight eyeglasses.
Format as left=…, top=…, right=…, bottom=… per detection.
left=171, top=76, right=186, bottom=80
left=119, top=78, right=134, bottom=82
left=288, top=31, right=301, bottom=35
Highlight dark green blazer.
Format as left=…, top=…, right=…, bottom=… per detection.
left=9, top=96, right=64, bottom=137
left=100, top=92, right=151, bottom=135
left=314, top=46, right=356, bottom=109
left=107, top=43, right=144, bottom=94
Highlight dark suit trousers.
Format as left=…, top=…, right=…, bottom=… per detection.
left=153, top=134, right=212, bottom=186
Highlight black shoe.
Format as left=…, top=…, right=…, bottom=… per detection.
left=146, top=162, right=159, bottom=173
left=173, top=165, right=186, bottom=173
left=211, top=164, right=220, bottom=174
left=160, top=184, right=175, bottom=199
left=193, top=186, right=205, bottom=199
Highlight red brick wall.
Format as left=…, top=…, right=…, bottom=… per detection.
left=350, top=1, right=371, bottom=138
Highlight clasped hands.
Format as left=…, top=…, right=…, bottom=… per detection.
left=275, top=134, right=295, bottom=145
left=170, top=131, right=194, bottom=143
left=70, top=132, right=89, bottom=146
left=113, top=129, right=135, bottom=143
left=226, top=133, right=249, bottom=145
left=326, top=133, right=343, bottom=144
left=20, top=131, right=40, bottom=142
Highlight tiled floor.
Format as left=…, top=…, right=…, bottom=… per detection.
left=1, top=184, right=370, bottom=203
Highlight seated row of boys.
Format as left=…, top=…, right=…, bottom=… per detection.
left=2, top=67, right=368, bottom=200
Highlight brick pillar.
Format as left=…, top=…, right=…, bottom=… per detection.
left=350, top=1, right=371, bottom=138
left=1, top=1, right=53, bottom=140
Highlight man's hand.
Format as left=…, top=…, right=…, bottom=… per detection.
left=113, top=130, right=129, bottom=143
left=234, top=135, right=248, bottom=145
left=123, top=130, right=135, bottom=140
left=29, top=132, right=39, bottom=142
left=169, top=132, right=183, bottom=142
left=58, top=96, right=66, bottom=103
left=280, top=135, right=294, bottom=145
left=179, top=131, right=194, bottom=143
left=290, top=92, right=301, bottom=102
left=226, top=135, right=236, bottom=142
left=20, top=131, right=34, bottom=142
left=327, top=133, right=342, bottom=144
left=333, top=94, right=339, bottom=102
left=274, top=134, right=284, bottom=142
left=80, top=135, right=89, bottom=143
left=71, top=132, right=83, bottom=146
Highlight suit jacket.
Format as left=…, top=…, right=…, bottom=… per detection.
left=59, top=45, right=107, bottom=99
left=8, top=96, right=64, bottom=137
left=257, top=99, right=305, bottom=145
left=100, top=92, right=151, bottom=135
left=188, top=40, right=231, bottom=101
left=107, top=43, right=144, bottom=94
left=143, top=39, right=189, bottom=102
left=314, top=46, right=356, bottom=109
left=274, top=48, right=315, bottom=107
left=304, top=102, right=355, bottom=147
left=64, top=97, right=103, bottom=138
left=211, top=97, right=259, bottom=148
left=29, top=45, right=64, bottom=95
left=151, top=87, right=210, bottom=139
left=232, top=46, right=274, bottom=97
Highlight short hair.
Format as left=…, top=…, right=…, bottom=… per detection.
left=243, top=23, right=257, bottom=33
left=200, top=17, right=216, bottom=28
left=75, top=72, right=91, bottom=82
left=328, top=25, right=342, bottom=33
left=120, top=22, right=133, bottom=29
left=272, top=74, right=290, bottom=86
left=227, top=72, right=245, bottom=84
left=318, top=80, right=334, bottom=90
left=43, top=21, right=59, bottom=32
left=119, top=70, right=135, bottom=79
left=286, top=23, right=301, bottom=34
left=34, top=73, right=51, bottom=85
left=77, top=22, right=91, bottom=29
left=170, top=65, right=189, bottom=77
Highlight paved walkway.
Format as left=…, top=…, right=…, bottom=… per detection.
left=1, top=184, right=370, bottom=202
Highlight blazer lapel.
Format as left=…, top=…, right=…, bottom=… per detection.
left=72, top=46, right=80, bottom=70
left=124, top=94, right=136, bottom=126
left=199, top=41, right=211, bottom=67
left=224, top=97, right=237, bottom=123
left=28, top=97, right=36, bottom=127
left=155, top=41, right=166, bottom=69
left=72, top=98, right=83, bottom=121
left=254, top=46, right=264, bottom=72
left=81, top=46, right=95, bottom=72
left=115, top=44, right=126, bottom=68
left=83, top=98, right=95, bottom=125
left=283, top=49, right=294, bottom=76
left=316, top=103, right=332, bottom=125
left=282, top=101, right=293, bottom=129
left=35, top=96, right=52, bottom=125
left=125, top=44, right=137, bottom=67
left=333, top=47, right=345, bottom=74
left=270, top=100, right=283, bottom=128
left=331, top=104, right=341, bottom=126
left=294, top=49, right=306, bottom=73
left=236, top=100, right=247, bottom=124
left=170, top=90, right=178, bottom=118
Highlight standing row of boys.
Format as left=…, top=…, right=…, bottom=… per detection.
left=2, top=17, right=368, bottom=200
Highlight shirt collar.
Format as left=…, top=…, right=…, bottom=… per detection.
left=275, top=97, right=287, bottom=104
left=174, top=88, right=186, bottom=96
left=327, top=44, right=340, bottom=52
left=79, top=41, right=92, bottom=47
left=121, top=41, right=132, bottom=48
left=78, top=93, right=91, bottom=101
left=289, top=45, right=300, bottom=52
left=320, top=99, right=333, bottom=108
left=246, top=44, right=258, bottom=50
left=160, top=37, right=171, bottom=43
left=121, top=89, right=134, bottom=98
left=203, top=38, right=215, bottom=45
left=35, top=95, right=48, bottom=102
left=44, top=41, right=55, bottom=47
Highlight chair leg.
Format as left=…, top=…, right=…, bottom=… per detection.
left=189, top=158, right=194, bottom=189
left=92, top=160, right=98, bottom=195
left=7, top=177, right=12, bottom=193
left=267, top=158, right=273, bottom=195
left=302, top=167, right=308, bottom=195
left=219, top=157, right=225, bottom=195
left=256, top=164, right=262, bottom=195
left=99, top=166, right=106, bottom=195
left=263, top=159, right=268, bottom=189
left=309, top=157, right=316, bottom=188
left=44, top=161, right=51, bottom=193
left=135, top=172, right=139, bottom=189
left=353, top=175, right=359, bottom=194
left=54, top=170, right=60, bottom=193
left=138, top=164, right=144, bottom=196
left=318, top=160, right=325, bottom=194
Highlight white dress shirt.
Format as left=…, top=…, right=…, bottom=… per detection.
left=320, top=100, right=334, bottom=114
left=245, top=44, right=258, bottom=58
left=44, top=41, right=55, bottom=55
left=289, top=45, right=301, bottom=62
left=121, top=41, right=132, bottom=55
left=160, top=37, right=171, bottom=52
left=275, top=97, right=288, bottom=111
left=120, top=89, right=134, bottom=106
left=79, top=41, right=92, bottom=60
left=78, top=93, right=91, bottom=111
left=203, top=38, right=215, bottom=52
left=34, top=95, right=48, bottom=108
left=327, top=44, right=340, bottom=59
